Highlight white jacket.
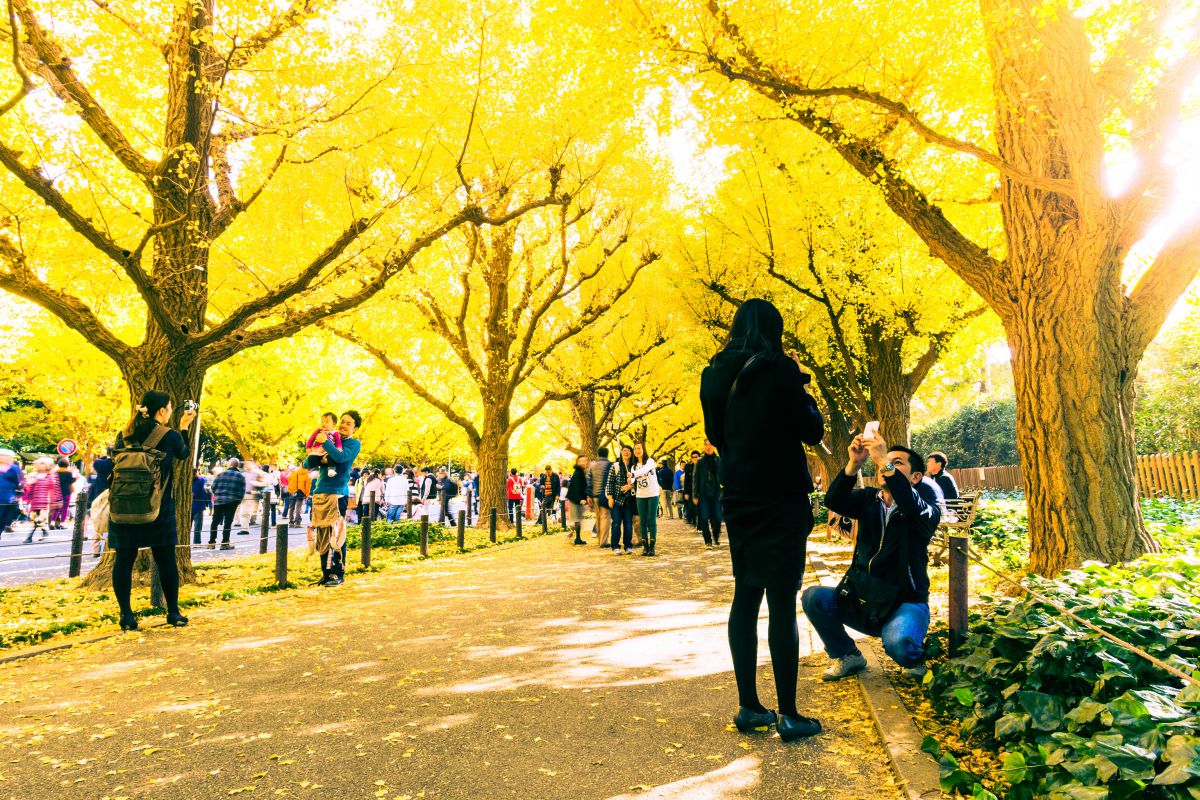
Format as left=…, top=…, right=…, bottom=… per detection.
left=384, top=475, right=410, bottom=505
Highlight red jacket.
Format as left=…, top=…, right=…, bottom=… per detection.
left=506, top=475, right=521, bottom=500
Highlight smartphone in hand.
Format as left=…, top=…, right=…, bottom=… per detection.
left=863, top=420, right=880, bottom=441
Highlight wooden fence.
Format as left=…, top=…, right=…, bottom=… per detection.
left=1137, top=451, right=1200, bottom=500
left=947, top=464, right=1024, bottom=491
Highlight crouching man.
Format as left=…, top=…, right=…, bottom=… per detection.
left=802, top=435, right=940, bottom=681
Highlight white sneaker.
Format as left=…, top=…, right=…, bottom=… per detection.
left=623, top=547, right=633, bottom=555
left=822, top=653, right=868, bottom=681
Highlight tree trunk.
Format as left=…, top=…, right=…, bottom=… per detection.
left=1003, top=295, right=1157, bottom=575
left=864, top=332, right=912, bottom=446
left=570, top=392, right=600, bottom=460
left=83, top=346, right=205, bottom=589
left=473, top=409, right=512, bottom=529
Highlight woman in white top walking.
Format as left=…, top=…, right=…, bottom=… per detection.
left=631, top=442, right=661, bottom=557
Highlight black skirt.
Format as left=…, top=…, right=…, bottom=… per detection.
left=107, top=499, right=179, bottom=550
left=722, top=493, right=814, bottom=591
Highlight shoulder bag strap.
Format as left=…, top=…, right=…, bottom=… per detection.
left=143, top=423, right=169, bottom=451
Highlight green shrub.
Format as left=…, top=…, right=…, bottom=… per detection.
left=912, top=399, right=1019, bottom=469
left=926, top=553, right=1200, bottom=799
left=344, top=520, right=454, bottom=548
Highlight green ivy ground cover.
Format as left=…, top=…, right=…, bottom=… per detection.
left=923, top=497, right=1200, bottom=799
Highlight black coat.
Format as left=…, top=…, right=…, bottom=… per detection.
left=700, top=348, right=824, bottom=498
left=824, top=470, right=942, bottom=603
left=693, top=454, right=721, bottom=498
left=566, top=467, right=588, bottom=504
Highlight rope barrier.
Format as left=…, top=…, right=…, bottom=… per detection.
left=950, top=537, right=1200, bottom=688
left=0, top=531, right=314, bottom=565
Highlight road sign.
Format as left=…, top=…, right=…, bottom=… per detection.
left=57, top=439, right=77, bottom=457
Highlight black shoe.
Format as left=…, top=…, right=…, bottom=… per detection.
left=647, top=542, right=656, bottom=557
left=22, top=536, right=32, bottom=544
left=119, top=612, right=138, bottom=632
left=733, top=707, right=777, bottom=732
left=777, top=713, right=822, bottom=742
left=573, top=538, right=587, bottom=545
left=219, top=543, right=234, bottom=550
left=166, top=612, right=189, bottom=627
left=324, top=576, right=344, bottom=587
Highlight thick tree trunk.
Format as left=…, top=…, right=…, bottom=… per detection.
left=1004, top=297, right=1157, bottom=575
left=570, top=392, right=600, bottom=460
left=83, top=345, right=205, bottom=589
left=473, top=410, right=512, bottom=529
left=865, top=333, right=912, bottom=446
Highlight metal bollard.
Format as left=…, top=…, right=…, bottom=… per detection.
left=361, top=491, right=374, bottom=568
left=457, top=509, right=466, bottom=551
left=275, top=522, right=288, bottom=588
left=489, top=508, right=497, bottom=543
left=68, top=492, right=87, bottom=578
left=948, top=534, right=969, bottom=656
left=419, top=514, right=429, bottom=557
left=259, top=495, right=270, bottom=554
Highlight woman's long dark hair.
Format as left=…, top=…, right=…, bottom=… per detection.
left=723, top=298, right=784, bottom=355
left=123, top=390, right=170, bottom=442
left=634, top=442, right=651, bottom=466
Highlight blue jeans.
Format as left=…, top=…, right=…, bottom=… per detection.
left=611, top=502, right=634, bottom=550
left=800, top=585, right=929, bottom=667
left=386, top=504, right=403, bottom=522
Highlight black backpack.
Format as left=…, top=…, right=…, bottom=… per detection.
left=108, top=425, right=169, bottom=524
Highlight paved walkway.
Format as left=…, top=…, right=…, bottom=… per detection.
left=0, top=520, right=900, bottom=800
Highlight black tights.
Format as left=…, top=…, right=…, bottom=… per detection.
left=728, top=579, right=799, bottom=718
left=112, top=546, right=180, bottom=616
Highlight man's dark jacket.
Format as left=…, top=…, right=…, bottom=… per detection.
left=824, top=470, right=942, bottom=603
left=693, top=454, right=721, bottom=498
left=700, top=349, right=824, bottom=498
left=682, top=462, right=695, bottom=498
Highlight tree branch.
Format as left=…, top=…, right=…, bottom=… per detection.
left=225, top=0, right=317, bottom=72
left=0, top=232, right=131, bottom=363
left=12, top=0, right=156, bottom=177
left=0, top=0, right=33, bottom=117
left=323, top=324, right=482, bottom=446
left=1125, top=224, right=1200, bottom=358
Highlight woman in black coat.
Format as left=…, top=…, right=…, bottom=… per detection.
left=107, top=390, right=196, bottom=631
left=699, top=298, right=825, bottom=742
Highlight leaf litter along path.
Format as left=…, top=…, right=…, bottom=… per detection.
left=0, top=519, right=901, bottom=800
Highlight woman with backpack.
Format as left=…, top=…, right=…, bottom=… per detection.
left=605, top=445, right=636, bottom=555
left=107, top=390, right=196, bottom=631
left=699, top=298, right=825, bottom=742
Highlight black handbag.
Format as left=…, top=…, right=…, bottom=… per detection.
left=835, top=514, right=907, bottom=630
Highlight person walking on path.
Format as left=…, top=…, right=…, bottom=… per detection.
left=51, top=457, right=75, bottom=529
left=565, top=455, right=589, bottom=545
left=693, top=439, right=723, bottom=549
left=107, top=390, right=196, bottom=631
left=605, top=445, right=636, bottom=555
left=191, top=469, right=211, bottom=545
left=699, top=298, right=826, bottom=742
left=287, top=464, right=311, bottom=527
left=21, top=458, right=59, bottom=542
left=0, top=449, right=24, bottom=537
left=209, top=459, right=246, bottom=549
left=384, top=466, right=409, bottom=522
left=657, top=461, right=675, bottom=519
left=505, top=469, right=522, bottom=524
left=802, top=437, right=940, bottom=682
left=305, top=411, right=362, bottom=587
left=538, top=466, right=561, bottom=531
left=587, top=447, right=613, bottom=547
left=631, top=443, right=661, bottom=557
left=673, top=462, right=685, bottom=519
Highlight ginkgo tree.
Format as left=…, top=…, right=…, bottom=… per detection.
left=643, top=0, right=1200, bottom=574
left=0, top=0, right=568, bottom=581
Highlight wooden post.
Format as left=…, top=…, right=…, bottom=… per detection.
left=438, top=489, right=447, bottom=524
left=361, top=491, right=374, bottom=568
left=259, top=495, right=270, bottom=554
left=541, top=502, right=549, bottom=535
left=516, top=508, right=523, bottom=539
left=149, top=557, right=164, bottom=609
left=948, top=534, right=969, bottom=656
left=406, top=491, right=414, bottom=518
left=560, top=498, right=568, bottom=530
left=489, top=508, right=497, bottom=543
left=68, top=492, right=87, bottom=578
left=457, top=509, right=466, bottom=551
left=419, top=514, right=429, bottom=557
left=275, top=522, right=288, bottom=588
left=466, top=488, right=474, bottom=526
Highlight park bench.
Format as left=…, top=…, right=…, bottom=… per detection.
left=930, top=492, right=980, bottom=567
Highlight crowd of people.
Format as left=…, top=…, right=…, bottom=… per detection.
left=0, top=297, right=968, bottom=747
